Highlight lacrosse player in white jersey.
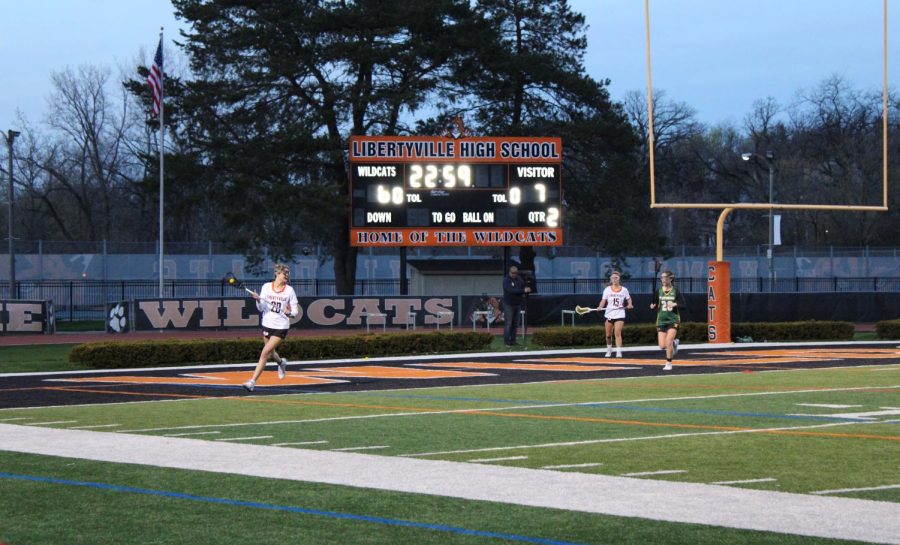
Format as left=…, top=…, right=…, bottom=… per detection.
left=598, top=271, right=633, bottom=358
left=242, top=263, right=300, bottom=391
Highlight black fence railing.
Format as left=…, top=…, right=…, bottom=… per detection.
left=2, top=277, right=898, bottom=321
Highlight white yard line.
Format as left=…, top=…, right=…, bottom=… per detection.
left=164, top=431, right=221, bottom=437
left=0, top=417, right=31, bottom=422
left=1, top=424, right=898, bottom=545
left=68, top=424, right=122, bottom=430
left=214, top=435, right=273, bottom=442
left=24, top=420, right=78, bottom=426
left=272, top=440, right=328, bottom=447
left=541, top=462, right=604, bottom=470
left=332, top=445, right=389, bottom=452
left=811, top=484, right=900, bottom=495
left=796, top=404, right=862, bottom=409
left=468, top=456, right=528, bottom=463
left=621, top=470, right=686, bottom=477
left=712, top=478, right=777, bottom=485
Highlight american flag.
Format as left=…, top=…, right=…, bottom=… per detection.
left=147, top=37, right=163, bottom=116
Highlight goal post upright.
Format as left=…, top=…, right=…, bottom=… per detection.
left=642, top=0, right=889, bottom=344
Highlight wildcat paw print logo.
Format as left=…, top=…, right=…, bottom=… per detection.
left=107, top=303, right=128, bottom=333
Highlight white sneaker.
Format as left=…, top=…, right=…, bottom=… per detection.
left=605, top=348, right=612, bottom=358
left=616, top=351, right=623, bottom=358
left=242, top=380, right=255, bottom=392
left=673, top=339, right=680, bottom=356
left=278, top=358, right=287, bottom=380
left=663, top=362, right=673, bottom=371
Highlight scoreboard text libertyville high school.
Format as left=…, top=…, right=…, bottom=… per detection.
left=350, top=136, right=563, bottom=247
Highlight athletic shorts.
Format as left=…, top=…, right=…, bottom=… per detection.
left=656, top=323, right=679, bottom=333
left=263, top=327, right=289, bottom=339
left=606, top=318, right=625, bottom=324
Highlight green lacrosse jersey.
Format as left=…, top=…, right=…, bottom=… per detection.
left=656, top=286, right=681, bottom=327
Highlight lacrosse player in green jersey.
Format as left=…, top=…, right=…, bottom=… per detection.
left=650, top=270, right=684, bottom=371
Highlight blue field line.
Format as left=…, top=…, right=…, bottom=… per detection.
left=0, top=472, right=587, bottom=545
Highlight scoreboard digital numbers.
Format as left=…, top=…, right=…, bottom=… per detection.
left=349, top=136, right=563, bottom=247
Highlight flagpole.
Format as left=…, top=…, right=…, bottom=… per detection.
left=157, top=27, right=165, bottom=299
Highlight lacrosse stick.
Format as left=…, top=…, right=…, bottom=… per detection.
left=574, top=305, right=601, bottom=316
left=224, top=272, right=254, bottom=295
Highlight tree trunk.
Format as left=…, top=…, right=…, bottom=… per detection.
left=333, top=221, right=358, bottom=295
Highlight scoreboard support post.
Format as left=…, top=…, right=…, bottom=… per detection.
left=400, top=247, right=408, bottom=295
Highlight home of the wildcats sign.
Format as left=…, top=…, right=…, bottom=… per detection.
left=131, top=297, right=456, bottom=331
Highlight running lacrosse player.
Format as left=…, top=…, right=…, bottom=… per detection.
left=242, top=263, right=299, bottom=391
left=649, top=270, right=684, bottom=371
left=598, top=270, right=633, bottom=358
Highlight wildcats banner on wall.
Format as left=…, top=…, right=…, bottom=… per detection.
left=127, top=294, right=642, bottom=332
left=0, top=299, right=55, bottom=334
left=130, top=297, right=458, bottom=331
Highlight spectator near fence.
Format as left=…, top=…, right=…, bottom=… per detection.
left=502, top=266, right=530, bottom=346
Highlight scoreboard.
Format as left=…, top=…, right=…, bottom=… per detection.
left=349, top=136, right=563, bottom=247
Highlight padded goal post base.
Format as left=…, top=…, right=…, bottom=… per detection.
left=707, top=261, right=731, bottom=343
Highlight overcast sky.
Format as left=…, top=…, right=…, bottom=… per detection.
left=1, top=0, right=896, bottom=134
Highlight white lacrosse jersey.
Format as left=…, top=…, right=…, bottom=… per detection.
left=601, top=286, right=631, bottom=320
left=257, top=282, right=299, bottom=330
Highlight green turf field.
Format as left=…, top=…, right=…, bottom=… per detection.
left=1, top=362, right=898, bottom=544
left=0, top=344, right=81, bottom=374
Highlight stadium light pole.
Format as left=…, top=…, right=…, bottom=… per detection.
left=6, top=129, right=20, bottom=299
left=741, top=150, right=776, bottom=291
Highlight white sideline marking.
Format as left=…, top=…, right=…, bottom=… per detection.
left=26, top=420, right=78, bottom=426
left=6, top=339, right=897, bottom=379
left=811, top=484, right=900, bottom=495
left=332, top=446, right=389, bottom=452
left=117, top=384, right=900, bottom=435
left=3, top=424, right=898, bottom=545
left=68, top=424, right=121, bottom=430
left=796, top=404, right=862, bottom=409
left=711, top=478, right=777, bottom=485
left=621, top=470, right=686, bottom=477
left=468, top=456, right=528, bottom=463
left=165, top=431, right=221, bottom=437
left=400, top=420, right=879, bottom=458
left=0, top=417, right=31, bottom=422
left=214, top=435, right=273, bottom=442
left=541, top=463, right=604, bottom=470
left=272, top=440, right=328, bottom=447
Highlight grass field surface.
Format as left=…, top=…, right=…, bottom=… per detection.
left=2, top=354, right=898, bottom=544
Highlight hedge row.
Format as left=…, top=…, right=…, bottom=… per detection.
left=875, top=319, right=900, bottom=339
left=69, top=331, right=493, bottom=369
left=532, top=321, right=855, bottom=348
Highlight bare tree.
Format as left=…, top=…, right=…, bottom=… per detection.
left=14, top=65, right=146, bottom=242
left=787, top=75, right=896, bottom=245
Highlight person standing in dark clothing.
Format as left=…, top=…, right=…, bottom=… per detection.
left=502, top=266, right=531, bottom=346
